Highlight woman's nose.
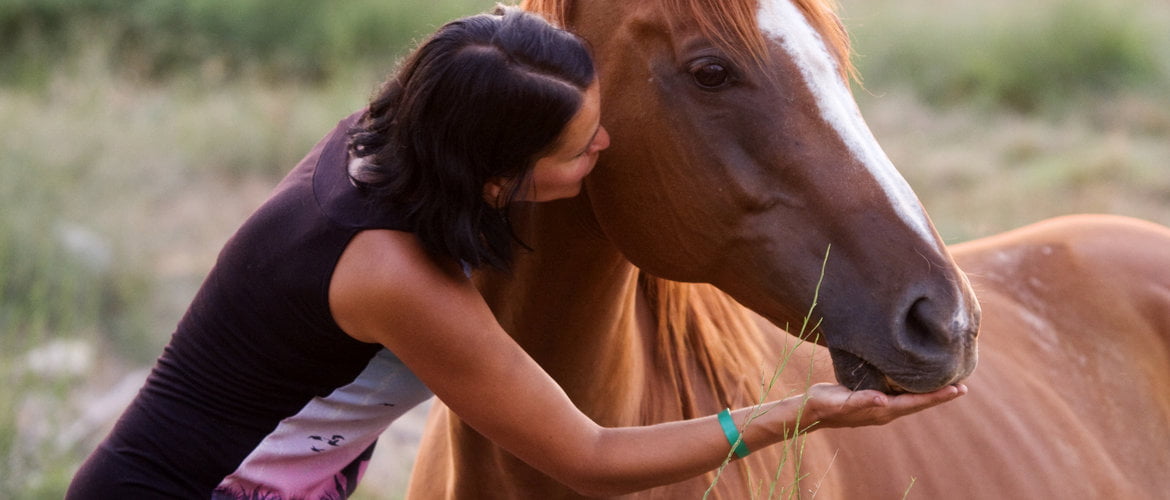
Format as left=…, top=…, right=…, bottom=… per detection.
left=593, top=126, right=611, bottom=153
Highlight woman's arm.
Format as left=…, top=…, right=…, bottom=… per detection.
left=330, top=229, right=965, bottom=497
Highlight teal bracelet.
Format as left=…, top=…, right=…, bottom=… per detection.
left=717, top=408, right=751, bottom=458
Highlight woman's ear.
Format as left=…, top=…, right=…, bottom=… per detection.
left=483, top=178, right=507, bottom=207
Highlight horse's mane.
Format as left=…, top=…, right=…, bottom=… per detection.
left=521, top=0, right=855, bottom=79
left=637, top=275, right=778, bottom=420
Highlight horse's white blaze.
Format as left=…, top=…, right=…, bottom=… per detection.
left=756, top=0, right=935, bottom=245
left=759, top=0, right=977, bottom=332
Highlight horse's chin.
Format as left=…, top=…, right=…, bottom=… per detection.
left=829, top=348, right=943, bottom=395
left=829, top=348, right=891, bottom=392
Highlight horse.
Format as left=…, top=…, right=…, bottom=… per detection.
left=406, top=0, right=1170, bottom=497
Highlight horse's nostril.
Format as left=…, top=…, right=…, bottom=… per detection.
left=900, top=298, right=954, bottom=351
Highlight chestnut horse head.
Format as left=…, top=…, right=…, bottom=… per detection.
left=526, top=0, right=979, bottom=393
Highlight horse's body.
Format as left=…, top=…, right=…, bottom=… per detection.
left=819, top=214, right=1170, bottom=498
left=407, top=0, right=1170, bottom=497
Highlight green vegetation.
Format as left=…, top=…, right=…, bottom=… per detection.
left=3, top=0, right=1169, bottom=497
left=0, top=0, right=493, bottom=87
left=845, top=0, right=1170, bottom=114
left=844, top=0, right=1170, bottom=242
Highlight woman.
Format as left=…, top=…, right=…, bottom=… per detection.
left=68, top=7, right=964, bottom=499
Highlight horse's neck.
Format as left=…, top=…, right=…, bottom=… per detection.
left=461, top=201, right=843, bottom=497
left=477, top=200, right=791, bottom=426
left=475, top=199, right=651, bottom=425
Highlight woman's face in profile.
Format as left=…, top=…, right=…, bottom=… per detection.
left=520, top=81, right=610, bottom=202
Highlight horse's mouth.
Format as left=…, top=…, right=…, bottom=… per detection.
left=829, top=348, right=908, bottom=394
left=883, top=375, right=910, bottom=394
left=829, top=347, right=971, bottom=394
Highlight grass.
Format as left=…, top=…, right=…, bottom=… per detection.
left=857, top=90, right=1170, bottom=243
left=705, top=247, right=829, bottom=500
left=0, top=61, right=374, bottom=498
left=3, top=0, right=1170, bottom=497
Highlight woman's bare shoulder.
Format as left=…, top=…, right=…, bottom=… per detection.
left=329, top=229, right=470, bottom=343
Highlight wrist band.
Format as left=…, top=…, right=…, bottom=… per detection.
left=717, top=408, right=751, bottom=458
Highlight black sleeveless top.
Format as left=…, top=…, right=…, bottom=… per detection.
left=68, top=112, right=434, bottom=499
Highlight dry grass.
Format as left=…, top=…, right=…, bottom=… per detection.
left=860, top=90, right=1170, bottom=242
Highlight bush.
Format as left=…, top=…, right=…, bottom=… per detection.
left=847, top=0, right=1170, bottom=113
left=0, top=0, right=493, bottom=86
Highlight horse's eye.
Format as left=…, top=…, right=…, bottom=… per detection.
left=690, top=61, right=732, bottom=89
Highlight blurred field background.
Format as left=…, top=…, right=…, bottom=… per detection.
left=2, top=0, right=1167, bottom=498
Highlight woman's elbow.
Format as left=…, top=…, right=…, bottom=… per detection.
left=534, top=428, right=660, bottom=496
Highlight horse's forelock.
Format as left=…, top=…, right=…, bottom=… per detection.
left=518, top=0, right=570, bottom=28
left=668, top=0, right=768, bottom=68
left=520, top=0, right=854, bottom=80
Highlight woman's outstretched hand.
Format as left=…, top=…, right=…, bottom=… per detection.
left=802, top=383, right=968, bottom=429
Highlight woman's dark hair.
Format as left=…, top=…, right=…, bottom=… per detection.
left=348, top=6, right=595, bottom=271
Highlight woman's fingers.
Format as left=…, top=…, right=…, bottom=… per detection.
left=806, top=383, right=968, bottom=428
left=884, top=383, right=966, bottom=415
